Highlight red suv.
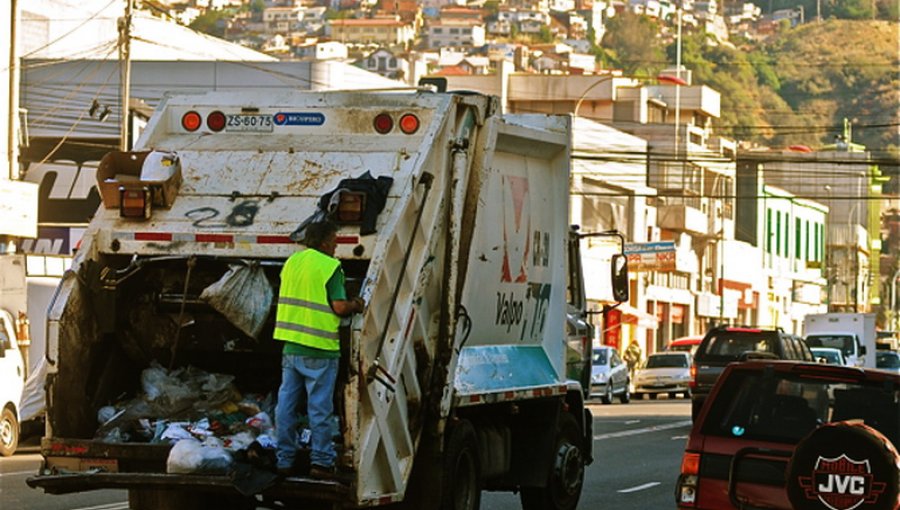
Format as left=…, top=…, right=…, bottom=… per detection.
left=676, top=360, right=900, bottom=510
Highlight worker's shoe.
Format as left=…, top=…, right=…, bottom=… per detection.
left=309, top=464, right=336, bottom=480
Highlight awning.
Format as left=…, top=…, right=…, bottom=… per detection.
left=616, top=304, right=659, bottom=330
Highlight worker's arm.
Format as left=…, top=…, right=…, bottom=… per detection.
left=332, top=297, right=364, bottom=317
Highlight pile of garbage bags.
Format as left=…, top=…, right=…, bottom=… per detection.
left=93, top=362, right=281, bottom=476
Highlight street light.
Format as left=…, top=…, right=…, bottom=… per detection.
left=572, top=73, right=688, bottom=119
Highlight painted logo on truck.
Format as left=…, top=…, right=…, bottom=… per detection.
left=501, top=175, right=530, bottom=283
left=797, top=455, right=887, bottom=510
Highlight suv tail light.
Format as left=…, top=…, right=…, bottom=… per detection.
left=677, top=452, right=700, bottom=507
left=689, top=363, right=697, bottom=389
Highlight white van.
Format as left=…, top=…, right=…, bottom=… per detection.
left=0, top=309, right=25, bottom=456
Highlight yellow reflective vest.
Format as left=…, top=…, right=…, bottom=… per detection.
left=274, top=249, right=341, bottom=351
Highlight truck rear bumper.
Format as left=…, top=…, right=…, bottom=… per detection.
left=26, top=471, right=349, bottom=501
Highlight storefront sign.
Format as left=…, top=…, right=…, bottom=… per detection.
left=624, top=241, right=676, bottom=272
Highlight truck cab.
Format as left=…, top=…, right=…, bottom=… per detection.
left=804, top=332, right=865, bottom=367
left=0, top=309, right=25, bottom=456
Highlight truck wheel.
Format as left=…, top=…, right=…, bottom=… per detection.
left=440, top=420, right=480, bottom=510
left=520, top=412, right=584, bottom=510
left=0, top=407, right=18, bottom=457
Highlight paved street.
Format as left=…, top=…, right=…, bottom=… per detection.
left=1, top=398, right=691, bottom=510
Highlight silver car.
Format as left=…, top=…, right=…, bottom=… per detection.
left=590, top=346, right=630, bottom=404
left=634, top=352, right=692, bottom=399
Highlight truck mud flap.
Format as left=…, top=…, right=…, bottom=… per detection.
left=26, top=472, right=350, bottom=502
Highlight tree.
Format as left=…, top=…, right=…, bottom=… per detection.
left=601, top=12, right=665, bottom=75
left=189, top=10, right=227, bottom=38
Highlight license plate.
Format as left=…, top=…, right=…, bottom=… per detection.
left=226, top=114, right=273, bottom=132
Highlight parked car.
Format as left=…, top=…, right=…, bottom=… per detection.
left=634, top=352, right=692, bottom=399
left=690, top=326, right=815, bottom=420
left=590, top=346, right=630, bottom=404
left=667, top=335, right=704, bottom=356
left=810, top=346, right=847, bottom=366
left=875, top=350, right=900, bottom=374
left=676, top=360, right=900, bottom=510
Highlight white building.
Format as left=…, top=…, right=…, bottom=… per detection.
left=427, top=20, right=486, bottom=48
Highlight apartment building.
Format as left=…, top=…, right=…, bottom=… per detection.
left=427, top=19, right=486, bottom=48
left=327, top=17, right=417, bottom=46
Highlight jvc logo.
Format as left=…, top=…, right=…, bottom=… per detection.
left=816, top=474, right=866, bottom=495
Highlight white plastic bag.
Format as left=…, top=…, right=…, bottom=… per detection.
left=166, top=439, right=205, bottom=473
left=166, top=438, right=233, bottom=474
left=200, top=263, right=273, bottom=339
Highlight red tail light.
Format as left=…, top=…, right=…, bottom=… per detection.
left=689, top=363, right=697, bottom=388
left=681, top=452, right=700, bottom=475
left=677, top=452, right=701, bottom=507
left=207, top=111, right=226, bottom=132
left=119, top=187, right=150, bottom=219
left=373, top=113, right=393, bottom=134
left=399, top=113, right=420, bottom=134
left=181, top=111, right=202, bottom=132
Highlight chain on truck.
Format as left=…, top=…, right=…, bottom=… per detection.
left=26, top=90, right=628, bottom=510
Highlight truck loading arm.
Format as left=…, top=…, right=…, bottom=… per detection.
left=351, top=96, right=490, bottom=505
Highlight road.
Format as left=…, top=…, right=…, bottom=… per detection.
left=1, top=398, right=691, bottom=510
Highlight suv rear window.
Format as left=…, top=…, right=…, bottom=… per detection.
left=697, top=330, right=777, bottom=361
left=701, top=370, right=900, bottom=446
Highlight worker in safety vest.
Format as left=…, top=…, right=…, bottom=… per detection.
left=274, top=220, right=364, bottom=479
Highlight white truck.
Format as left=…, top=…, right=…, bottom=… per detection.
left=0, top=254, right=29, bottom=457
left=27, top=90, right=625, bottom=510
left=803, top=312, right=877, bottom=368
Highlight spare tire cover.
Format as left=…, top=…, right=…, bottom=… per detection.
left=787, top=421, right=900, bottom=510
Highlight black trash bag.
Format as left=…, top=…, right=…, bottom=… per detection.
left=291, top=171, right=393, bottom=241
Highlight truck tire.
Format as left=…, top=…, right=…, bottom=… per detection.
left=129, top=489, right=257, bottom=510
left=440, top=420, right=480, bottom=510
left=0, top=407, right=18, bottom=457
left=520, top=412, right=584, bottom=510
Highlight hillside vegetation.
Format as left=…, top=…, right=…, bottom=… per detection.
left=671, top=20, right=898, bottom=154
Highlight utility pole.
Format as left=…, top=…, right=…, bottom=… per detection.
left=673, top=8, right=682, bottom=163
left=8, top=0, right=20, bottom=179
left=119, top=0, right=133, bottom=151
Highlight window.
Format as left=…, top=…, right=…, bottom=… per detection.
left=368, top=57, right=375, bottom=67
left=449, top=28, right=459, bottom=34
left=795, top=218, right=801, bottom=259
left=818, top=224, right=824, bottom=261
left=463, top=28, right=471, bottom=34
left=433, top=27, right=443, bottom=34
left=389, top=57, right=397, bottom=67
left=805, top=220, right=810, bottom=260
left=378, top=56, right=387, bottom=68
left=776, top=211, right=781, bottom=256
left=766, top=209, right=773, bottom=254
left=783, top=215, right=789, bottom=256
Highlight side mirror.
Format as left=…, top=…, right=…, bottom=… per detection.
left=611, top=253, right=629, bottom=302
left=859, top=345, right=867, bottom=356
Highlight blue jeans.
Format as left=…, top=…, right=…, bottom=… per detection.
left=275, top=354, right=338, bottom=469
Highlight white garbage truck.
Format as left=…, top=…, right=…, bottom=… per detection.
left=27, top=90, right=626, bottom=510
